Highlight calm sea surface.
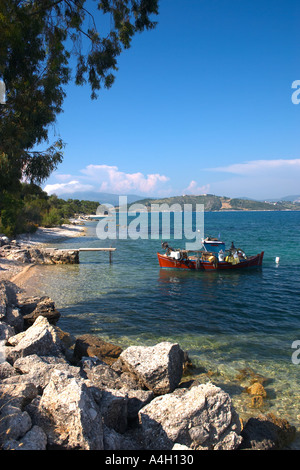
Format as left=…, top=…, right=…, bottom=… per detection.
left=24, top=211, right=300, bottom=445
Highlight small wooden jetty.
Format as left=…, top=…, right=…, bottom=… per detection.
left=78, top=247, right=116, bottom=264
left=48, top=247, right=116, bottom=264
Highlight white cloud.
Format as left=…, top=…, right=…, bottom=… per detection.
left=184, top=180, right=210, bottom=195
left=80, top=164, right=169, bottom=194
left=44, top=180, right=94, bottom=196
left=54, top=174, right=73, bottom=182
left=206, top=158, right=300, bottom=199
left=208, top=159, right=300, bottom=175
left=44, top=165, right=170, bottom=196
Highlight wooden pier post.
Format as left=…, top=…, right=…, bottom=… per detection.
left=78, top=247, right=116, bottom=264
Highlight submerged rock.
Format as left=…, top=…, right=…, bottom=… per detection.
left=0, top=279, right=297, bottom=451
left=240, top=413, right=297, bottom=450
left=73, top=334, right=122, bottom=365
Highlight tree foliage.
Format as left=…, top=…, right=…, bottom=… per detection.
left=0, top=182, right=100, bottom=236
left=0, top=0, right=158, bottom=235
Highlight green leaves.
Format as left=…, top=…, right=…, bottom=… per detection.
left=0, top=0, right=158, bottom=234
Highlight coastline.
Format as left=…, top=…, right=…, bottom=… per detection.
left=0, top=221, right=298, bottom=450
left=0, top=222, right=86, bottom=285
left=16, top=221, right=87, bottom=246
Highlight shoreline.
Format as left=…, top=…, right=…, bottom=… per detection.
left=0, top=222, right=86, bottom=285
left=16, top=221, right=87, bottom=246
left=0, top=222, right=299, bottom=450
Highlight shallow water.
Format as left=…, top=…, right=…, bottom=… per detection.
left=23, top=211, right=300, bottom=446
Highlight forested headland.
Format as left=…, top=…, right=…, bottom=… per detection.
left=0, top=182, right=99, bottom=236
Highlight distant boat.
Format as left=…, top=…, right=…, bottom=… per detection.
left=157, top=237, right=264, bottom=271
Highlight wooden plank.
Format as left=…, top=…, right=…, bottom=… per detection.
left=78, top=248, right=116, bottom=252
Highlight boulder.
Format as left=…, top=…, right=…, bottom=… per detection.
left=102, top=424, right=143, bottom=451
left=19, top=296, right=60, bottom=326
left=126, top=389, right=154, bottom=421
left=0, top=360, right=16, bottom=379
left=0, top=281, right=23, bottom=333
left=33, top=369, right=104, bottom=450
left=3, top=307, right=24, bottom=333
left=28, top=248, right=45, bottom=264
left=81, top=357, right=124, bottom=389
left=6, top=249, right=31, bottom=263
left=100, top=389, right=128, bottom=434
left=0, top=283, right=7, bottom=319
left=0, top=246, right=79, bottom=265
left=73, top=334, right=122, bottom=365
left=40, top=248, right=79, bottom=264
left=0, top=381, right=38, bottom=448
left=0, top=321, right=15, bottom=341
left=120, top=342, right=184, bottom=395
left=138, top=382, right=242, bottom=450
left=0, top=281, right=18, bottom=320
left=3, top=425, right=47, bottom=450
left=240, top=413, right=297, bottom=450
left=80, top=357, right=153, bottom=422
left=5, top=354, right=79, bottom=393
left=0, top=382, right=38, bottom=411
left=0, top=406, right=32, bottom=445
left=5, top=316, right=64, bottom=363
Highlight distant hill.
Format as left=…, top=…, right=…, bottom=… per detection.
left=55, top=192, right=143, bottom=206
left=54, top=191, right=300, bottom=211
left=278, top=195, right=300, bottom=203
left=133, top=194, right=300, bottom=211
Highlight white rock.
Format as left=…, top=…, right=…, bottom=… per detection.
left=138, top=382, right=242, bottom=450
left=120, top=342, right=184, bottom=395
left=6, top=316, right=64, bottom=362
left=37, top=369, right=104, bottom=450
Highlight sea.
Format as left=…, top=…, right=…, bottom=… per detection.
left=23, top=210, right=300, bottom=446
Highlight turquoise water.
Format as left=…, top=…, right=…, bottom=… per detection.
left=24, top=211, right=300, bottom=443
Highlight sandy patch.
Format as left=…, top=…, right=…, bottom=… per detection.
left=16, top=223, right=86, bottom=246
left=0, top=222, right=86, bottom=283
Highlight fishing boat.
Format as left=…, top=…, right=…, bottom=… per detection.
left=157, top=237, right=264, bottom=271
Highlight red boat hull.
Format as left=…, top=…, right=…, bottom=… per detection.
left=157, top=251, right=264, bottom=271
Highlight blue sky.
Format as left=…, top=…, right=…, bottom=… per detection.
left=44, top=0, right=300, bottom=200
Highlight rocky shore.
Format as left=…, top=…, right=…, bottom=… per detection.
left=0, top=231, right=297, bottom=451
left=0, top=224, right=86, bottom=282
left=0, top=278, right=297, bottom=451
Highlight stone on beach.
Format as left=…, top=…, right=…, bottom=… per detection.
left=0, top=272, right=297, bottom=451
left=138, top=382, right=242, bottom=450
left=19, top=295, right=61, bottom=326
left=120, top=342, right=184, bottom=395
left=32, top=369, right=104, bottom=450
left=3, top=425, right=47, bottom=450
left=0, top=281, right=18, bottom=318
left=0, top=281, right=24, bottom=333
left=0, top=245, right=79, bottom=265
left=5, top=316, right=64, bottom=363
